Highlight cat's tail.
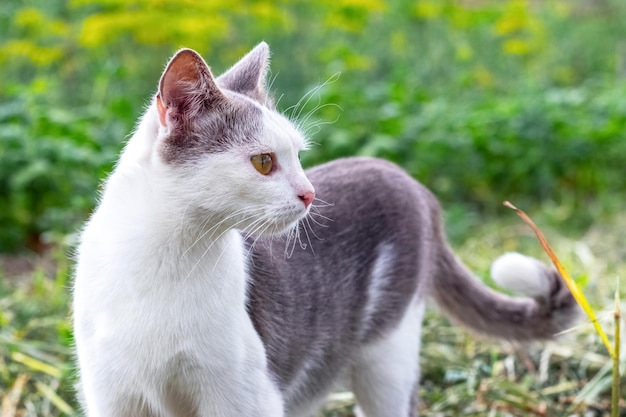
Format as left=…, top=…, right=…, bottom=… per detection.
left=432, top=249, right=579, bottom=341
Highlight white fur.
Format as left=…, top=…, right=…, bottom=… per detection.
left=352, top=299, right=424, bottom=417
left=491, top=252, right=551, bottom=298
left=361, top=243, right=395, bottom=338
left=73, top=97, right=313, bottom=417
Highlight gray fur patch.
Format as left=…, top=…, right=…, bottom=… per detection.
left=246, top=158, right=435, bottom=410
left=244, top=157, right=578, bottom=412
left=159, top=97, right=264, bottom=164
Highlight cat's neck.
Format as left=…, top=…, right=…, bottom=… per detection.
left=85, top=110, right=244, bottom=287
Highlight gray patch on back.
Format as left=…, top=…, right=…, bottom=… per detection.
left=245, top=158, right=437, bottom=411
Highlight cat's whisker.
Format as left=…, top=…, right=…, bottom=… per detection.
left=181, top=211, right=221, bottom=254
left=294, top=89, right=323, bottom=124
left=312, top=196, right=334, bottom=206
left=301, top=112, right=342, bottom=139
left=299, top=103, right=343, bottom=134
left=182, top=207, right=255, bottom=258
left=203, top=212, right=268, bottom=277
left=297, top=73, right=341, bottom=121
left=287, top=72, right=340, bottom=124
left=306, top=214, right=329, bottom=229
left=308, top=204, right=332, bottom=221
left=309, top=209, right=333, bottom=224
left=304, top=216, right=324, bottom=242
left=286, top=223, right=300, bottom=259
left=300, top=218, right=316, bottom=254
left=185, top=210, right=266, bottom=279
left=283, top=226, right=295, bottom=258
left=245, top=220, right=273, bottom=260
left=241, top=214, right=271, bottom=241
left=292, top=77, right=342, bottom=140
left=285, top=84, right=319, bottom=120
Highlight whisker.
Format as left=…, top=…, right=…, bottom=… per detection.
left=309, top=209, right=333, bottom=224
left=299, top=103, right=343, bottom=133
left=296, top=72, right=341, bottom=121
left=184, top=209, right=266, bottom=279
left=301, top=112, right=343, bottom=139
left=182, top=207, right=256, bottom=258
left=301, top=218, right=316, bottom=255
left=284, top=226, right=296, bottom=258
left=312, top=197, right=334, bottom=207
left=286, top=224, right=300, bottom=259
left=287, top=72, right=341, bottom=124
left=243, top=219, right=273, bottom=260
left=304, top=216, right=324, bottom=242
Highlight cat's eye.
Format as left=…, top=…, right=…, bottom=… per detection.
left=251, top=153, right=274, bottom=175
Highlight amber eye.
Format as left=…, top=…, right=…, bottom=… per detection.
left=251, top=153, right=273, bottom=175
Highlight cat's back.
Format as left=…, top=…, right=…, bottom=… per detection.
left=308, top=156, right=430, bottom=199
left=302, top=157, right=440, bottom=243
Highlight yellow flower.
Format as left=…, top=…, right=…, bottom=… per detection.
left=504, top=38, right=531, bottom=55
left=0, top=40, right=63, bottom=66
left=414, top=1, right=442, bottom=19
left=16, top=8, right=45, bottom=28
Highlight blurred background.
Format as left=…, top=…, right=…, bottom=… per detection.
left=1, top=0, right=625, bottom=415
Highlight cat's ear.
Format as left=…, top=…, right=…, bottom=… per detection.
left=216, top=42, right=272, bottom=106
left=156, top=48, right=225, bottom=128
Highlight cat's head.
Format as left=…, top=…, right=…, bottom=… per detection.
left=147, top=43, right=315, bottom=237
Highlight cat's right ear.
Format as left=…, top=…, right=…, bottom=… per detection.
left=156, top=49, right=225, bottom=128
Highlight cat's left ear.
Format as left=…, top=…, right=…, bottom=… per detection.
left=156, top=48, right=226, bottom=129
left=217, top=42, right=272, bottom=107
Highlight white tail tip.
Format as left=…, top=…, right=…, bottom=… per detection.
left=491, top=252, right=550, bottom=298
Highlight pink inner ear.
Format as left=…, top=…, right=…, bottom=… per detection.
left=159, top=51, right=204, bottom=107
left=157, top=49, right=225, bottom=127
left=156, top=95, right=167, bottom=127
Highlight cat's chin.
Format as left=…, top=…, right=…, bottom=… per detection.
left=266, top=218, right=303, bottom=238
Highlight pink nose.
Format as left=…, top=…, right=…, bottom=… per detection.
left=298, top=190, right=315, bottom=208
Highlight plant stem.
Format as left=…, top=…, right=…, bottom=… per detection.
left=611, top=289, right=621, bottom=417
left=503, top=201, right=615, bottom=358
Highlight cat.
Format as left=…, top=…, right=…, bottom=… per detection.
left=73, top=42, right=578, bottom=417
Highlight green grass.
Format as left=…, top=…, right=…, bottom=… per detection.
left=0, top=248, right=76, bottom=416
left=1, top=213, right=624, bottom=416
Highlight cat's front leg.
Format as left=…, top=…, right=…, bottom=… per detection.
left=80, top=383, right=156, bottom=417
left=192, top=374, right=284, bottom=417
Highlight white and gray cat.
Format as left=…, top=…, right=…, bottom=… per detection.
left=73, top=43, right=578, bottom=417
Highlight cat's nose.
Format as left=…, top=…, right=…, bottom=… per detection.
left=298, top=190, right=315, bottom=208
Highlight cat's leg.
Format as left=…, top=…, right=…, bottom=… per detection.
left=351, top=299, right=424, bottom=417
left=81, top=390, right=158, bottom=417
left=192, top=370, right=285, bottom=417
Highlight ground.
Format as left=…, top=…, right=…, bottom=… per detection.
left=0, top=215, right=624, bottom=416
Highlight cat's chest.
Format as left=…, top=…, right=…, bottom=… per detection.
left=84, top=279, right=251, bottom=374
left=79, top=248, right=249, bottom=350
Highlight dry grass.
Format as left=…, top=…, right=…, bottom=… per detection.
left=1, top=214, right=624, bottom=416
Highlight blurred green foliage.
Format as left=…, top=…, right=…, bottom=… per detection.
left=1, top=0, right=626, bottom=251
